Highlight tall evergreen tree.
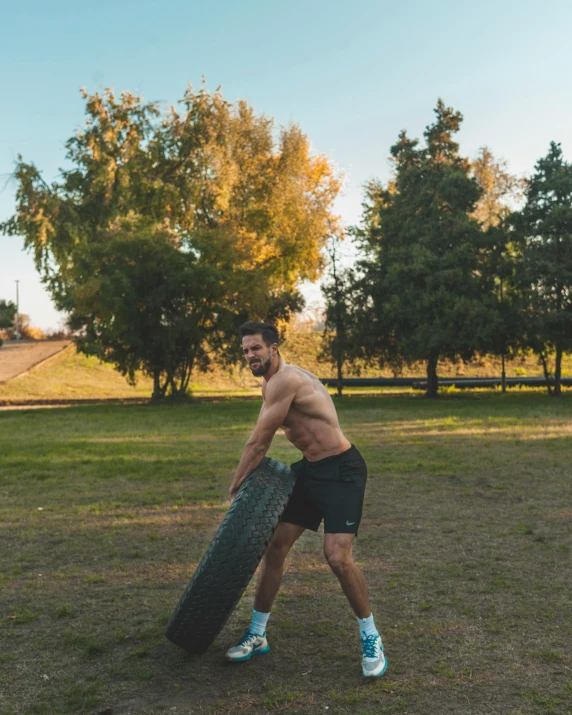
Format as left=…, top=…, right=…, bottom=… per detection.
left=355, top=101, right=499, bottom=396
left=513, top=142, right=572, bottom=396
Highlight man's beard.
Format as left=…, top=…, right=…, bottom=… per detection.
left=249, top=354, right=272, bottom=376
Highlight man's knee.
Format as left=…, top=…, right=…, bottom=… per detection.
left=264, top=533, right=291, bottom=566
left=324, top=543, right=354, bottom=573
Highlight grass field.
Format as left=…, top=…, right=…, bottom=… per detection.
left=1, top=393, right=571, bottom=714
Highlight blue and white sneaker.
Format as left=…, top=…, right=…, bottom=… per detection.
left=225, top=630, right=270, bottom=662
left=361, top=633, right=387, bottom=678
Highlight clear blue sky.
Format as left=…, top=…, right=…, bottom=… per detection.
left=2, top=0, right=572, bottom=329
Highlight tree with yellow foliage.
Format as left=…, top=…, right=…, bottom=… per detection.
left=2, top=85, right=341, bottom=398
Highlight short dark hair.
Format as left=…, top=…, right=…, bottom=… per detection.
left=238, top=321, right=280, bottom=348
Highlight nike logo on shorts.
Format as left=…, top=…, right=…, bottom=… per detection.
left=346, top=520, right=356, bottom=526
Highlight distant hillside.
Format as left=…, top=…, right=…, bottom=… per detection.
left=0, top=340, right=70, bottom=382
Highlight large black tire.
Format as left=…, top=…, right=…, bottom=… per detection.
left=165, top=457, right=297, bottom=655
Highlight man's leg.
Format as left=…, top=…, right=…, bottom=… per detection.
left=324, top=532, right=387, bottom=678
left=254, top=522, right=306, bottom=612
left=323, top=533, right=370, bottom=617
left=225, top=522, right=304, bottom=662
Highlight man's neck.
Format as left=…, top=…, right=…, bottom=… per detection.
left=262, top=357, right=283, bottom=384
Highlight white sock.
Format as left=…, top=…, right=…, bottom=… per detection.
left=357, top=613, right=379, bottom=638
left=250, top=609, right=270, bottom=636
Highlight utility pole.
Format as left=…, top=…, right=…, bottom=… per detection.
left=15, top=280, right=20, bottom=341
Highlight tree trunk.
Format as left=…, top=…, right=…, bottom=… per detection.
left=336, top=336, right=343, bottom=397
left=501, top=353, right=506, bottom=394
left=175, top=362, right=194, bottom=399
left=539, top=351, right=553, bottom=396
left=152, top=368, right=163, bottom=400
left=168, top=373, right=177, bottom=399
left=425, top=355, right=439, bottom=398
left=554, top=346, right=562, bottom=397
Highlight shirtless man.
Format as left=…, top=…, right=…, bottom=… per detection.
left=225, top=321, right=386, bottom=678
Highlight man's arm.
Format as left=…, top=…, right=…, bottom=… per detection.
left=229, top=374, right=295, bottom=500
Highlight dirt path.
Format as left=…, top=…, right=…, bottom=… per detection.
left=0, top=340, right=71, bottom=383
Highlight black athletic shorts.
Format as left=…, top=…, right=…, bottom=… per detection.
left=281, top=444, right=368, bottom=535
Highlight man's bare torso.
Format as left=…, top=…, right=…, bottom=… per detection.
left=261, top=363, right=351, bottom=462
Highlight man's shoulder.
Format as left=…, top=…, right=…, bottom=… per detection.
left=266, top=366, right=297, bottom=390
left=285, top=364, right=319, bottom=382
left=267, top=364, right=318, bottom=392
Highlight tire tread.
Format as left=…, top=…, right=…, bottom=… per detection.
left=165, top=457, right=296, bottom=655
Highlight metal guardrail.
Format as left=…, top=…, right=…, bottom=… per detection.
left=319, top=377, right=572, bottom=389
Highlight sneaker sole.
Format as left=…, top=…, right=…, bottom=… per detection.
left=226, top=645, right=271, bottom=663
left=362, top=656, right=388, bottom=679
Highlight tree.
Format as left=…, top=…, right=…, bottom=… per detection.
left=67, top=220, right=226, bottom=398
left=471, top=148, right=525, bottom=391
left=320, top=236, right=365, bottom=396
left=354, top=100, right=499, bottom=397
left=0, top=300, right=16, bottom=330
left=2, top=86, right=340, bottom=397
left=0, top=300, right=17, bottom=346
left=470, top=147, right=523, bottom=230
left=479, top=224, right=526, bottom=392
left=512, top=142, right=572, bottom=396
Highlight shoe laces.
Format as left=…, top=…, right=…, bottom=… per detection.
left=238, top=630, right=259, bottom=647
left=361, top=634, right=380, bottom=659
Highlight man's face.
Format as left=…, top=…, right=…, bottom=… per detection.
left=242, top=334, right=275, bottom=377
